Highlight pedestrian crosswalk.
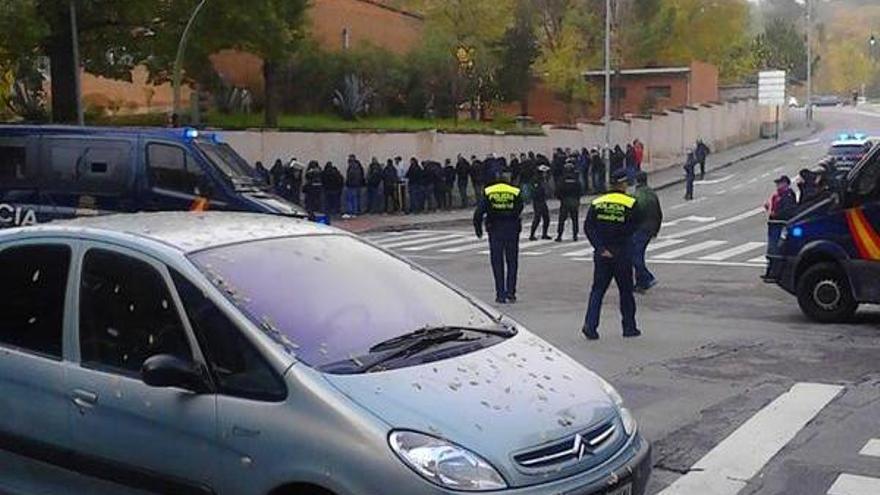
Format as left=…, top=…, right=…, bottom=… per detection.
left=827, top=439, right=880, bottom=495
left=364, top=227, right=768, bottom=267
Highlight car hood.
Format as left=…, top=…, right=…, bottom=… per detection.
left=322, top=330, right=618, bottom=487
left=242, top=192, right=307, bottom=216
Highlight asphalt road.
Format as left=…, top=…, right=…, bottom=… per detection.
left=364, top=106, right=880, bottom=495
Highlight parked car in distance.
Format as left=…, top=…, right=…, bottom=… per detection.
left=813, top=95, right=842, bottom=107
left=0, top=212, right=651, bottom=495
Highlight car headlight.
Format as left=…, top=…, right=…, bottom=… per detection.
left=389, top=431, right=507, bottom=491
left=780, top=227, right=788, bottom=241
left=594, top=375, right=638, bottom=436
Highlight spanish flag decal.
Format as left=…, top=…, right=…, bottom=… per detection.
left=845, top=208, right=880, bottom=260
left=190, top=197, right=210, bottom=212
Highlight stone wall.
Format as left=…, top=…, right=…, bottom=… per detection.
left=220, top=98, right=776, bottom=172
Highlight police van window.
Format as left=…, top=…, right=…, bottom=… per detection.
left=0, top=144, right=27, bottom=181
left=79, top=249, right=192, bottom=376
left=171, top=269, right=286, bottom=401
left=44, top=139, right=130, bottom=195
left=0, top=245, right=71, bottom=359
left=147, top=143, right=204, bottom=195
left=855, top=152, right=880, bottom=199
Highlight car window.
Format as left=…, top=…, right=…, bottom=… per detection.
left=189, top=235, right=501, bottom=370
left=0, top=244, right=70, bottom=359
left=171, top=269, right=286, bottom=401
left=147, top=143, right=205, bottom=195
left=79, top=249, right=192, bottom=375
left=0, top=142, right=27, bottom=182
left=43, top=138, right=131, bottom=195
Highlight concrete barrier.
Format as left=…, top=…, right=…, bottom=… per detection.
left=220, top=98, right=774, bottom=173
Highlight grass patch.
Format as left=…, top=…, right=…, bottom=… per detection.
left=88, top=112, right=544, bottom=135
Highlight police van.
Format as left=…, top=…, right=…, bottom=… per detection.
left=769, top=140, right=880, bottom=322
left=0, top=125, right=305, bottom=228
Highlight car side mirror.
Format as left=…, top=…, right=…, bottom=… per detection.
left=141, top=354, right=208, bottom=393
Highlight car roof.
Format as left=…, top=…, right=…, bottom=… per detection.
left=0, top=212, right=337, bottom=254
left=0, top=124, right=213, bottom=142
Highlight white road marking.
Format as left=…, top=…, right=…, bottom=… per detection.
left=748, top=255, right=768, bottom=264
left=653, top=240, right=728, bottom=260
left=669, top=197, right=708, bottom=211
left=731, top=183, right=745, bottom=191
left=761, top=172, right=771, bottom=178
left=518, top=239, right=557, bottom=252
left=646, top=239, right=687, bottom=252
left=380, top=233, right=463, bottom=249
left=773, top=166, right=785, bottom=172
left=794, top=138, right=821, bottom=147
left=699, top=242, right=766, bottom=261
left=569, top=257, right=762, bottom=268
left=715, top=189, right=727, bottom=195
left=859, top=439, right=880, bottom=458
left=662, top=216, right=716, bottom=228
left=828, top=474, right=880, bottom=495
left=373, top=231, right=447, bottom=244
left=439, top=241, right=488, bottom=253
left=402, top=236, right=473, bottom=251
left=666, top=207, right=764, bottom=238
left=747, top=177, right=759, bottom=184
left=659, top=382, right=844, bottom=495
left=695, top=174, right=734, bottom=185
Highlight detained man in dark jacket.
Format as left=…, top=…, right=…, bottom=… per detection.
left=632, top=172, right=662, bottom=292
left=366, top=158, right=383, bottom=214
left=406, top=158, right=425, bottom=213
left=303, top=161, right=324, bottom=218
left=456, top=155, right=471, bottom=208
left=322, top=162, right=344, bottom=216
left=442, top=159, right=456, bottom=210
left=344, top=155, right=366, bottom=217
left=382, top=159, right=400, bottom=213
left=555, top=161, right=583, bottom=242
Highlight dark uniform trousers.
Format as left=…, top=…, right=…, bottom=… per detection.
left=530, top=200, right=550, bottom=238
left=489, top=231, right=519, bottom=300
left=557, top=200, right=579, bottom=239
left=585, top=248, right=637, bottom=334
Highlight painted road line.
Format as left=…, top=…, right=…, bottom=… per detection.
left=519, top=239, right=557, bottom=252
left=380, top=233, right=464, bottom=249
left=659, top=382, right=844, bottom=495
left=374, top=231, right=449, bottom=244
left=669, top=197, right=708, bottom=211
left=828, top=474, right=880, bottom=495
left=570, top=258, right=764, bottom=268
left=859, top=439, right=880, bottom=458
left=748, top=255, right=768, bottom=264
left=794, top=138, right=821, bottom=147
left=402, top=236, right=474, bottom=251
left=646, top=239, right=687, bottom=252
left=439, top=241, right=489, bottom=253
left=653, top=240, right=728, bottom=260
left=666, top=207, right=764, bottom=238
left=715, top=189, right=727, bottom=195
left=695, top=174, right=734, bottom=185
left=662, top=216, right=716, bottom=228
left=564, top=247, right=594, bottom=258
left=699, top=242, right=766, bottom=261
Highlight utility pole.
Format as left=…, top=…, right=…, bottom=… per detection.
left=806, top=0, right=813, bottom=125
left=70, top=0, right=84, bottom=126
left=173, top=0, right=209, bottom=123
left=604, top=0, right=612, bottom=185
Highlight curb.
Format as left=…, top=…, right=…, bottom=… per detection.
left=344, top=125, right=822, bottom=234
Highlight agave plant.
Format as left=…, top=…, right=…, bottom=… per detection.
left=332, top=74, right=374, bottom=120
left=5, top=64, right=47, bottom=122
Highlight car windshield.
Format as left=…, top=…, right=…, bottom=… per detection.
left=830, top=145, right=866, bottom=157
left=196, top=140, right=264, bottom=190
left=189, top=235, right=502, bottom=370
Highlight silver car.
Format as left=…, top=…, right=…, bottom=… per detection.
left=0, top=212, right=651, bottom=495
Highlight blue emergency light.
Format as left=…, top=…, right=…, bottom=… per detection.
left=183, top=128, right=200, bottom=140
left=791, top=226, right=804, bottom=238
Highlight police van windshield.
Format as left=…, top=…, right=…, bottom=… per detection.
left=195, top=140, right=265, bottom=191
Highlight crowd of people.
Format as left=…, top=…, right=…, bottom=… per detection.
left=250, top=140, right=648, bottom=220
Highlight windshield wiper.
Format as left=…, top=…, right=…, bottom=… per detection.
left=369, top=325, right=513, bottom=353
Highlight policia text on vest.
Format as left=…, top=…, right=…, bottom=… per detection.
left=474, top=182, right=524, bottom=304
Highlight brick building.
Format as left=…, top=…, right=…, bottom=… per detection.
left=79, top=0, right=423, bottom=113
left=582, top=61, right=719, bottom=119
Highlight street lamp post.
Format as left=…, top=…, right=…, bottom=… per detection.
left=70, top=0, right=84, bottom=126
left=172, top=0, right=209, bottom=123
left=603, top=0, right=612, bottom=185
left=805, top=0, right=813, bottom=125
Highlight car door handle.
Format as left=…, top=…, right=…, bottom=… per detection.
left=71, top=389, right=98, bottom=410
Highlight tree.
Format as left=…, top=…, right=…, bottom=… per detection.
left=534, top=0, right=601, bottom=122
left=754, top=18, right=807, bottom=80
left=497, top=0, right=540, bottom=115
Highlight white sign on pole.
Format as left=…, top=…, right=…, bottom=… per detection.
left=758, top=70, right=786, bottom=106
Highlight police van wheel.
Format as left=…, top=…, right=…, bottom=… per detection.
left=796, top=263, right=858, bottom=323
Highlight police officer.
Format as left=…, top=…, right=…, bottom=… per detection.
left=556, top=159, right=582, bottom=242
left=683, top=149, right=697, bottom=201
left=474, top=173, right=524, bottom=304
left=529, top=165, right=552, bottom=241
left=582, top=170, right=642, bottom=340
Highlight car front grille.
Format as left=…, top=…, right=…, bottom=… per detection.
left=513, top=418, right=621, bottom=471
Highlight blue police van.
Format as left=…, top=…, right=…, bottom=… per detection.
left=769, top=141, right=880, bottom=322
left=0, top=125, right=306, bottom=228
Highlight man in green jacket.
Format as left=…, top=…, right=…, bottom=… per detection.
left=632, top=172, right=663, bottom=292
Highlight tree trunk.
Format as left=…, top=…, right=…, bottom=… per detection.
left=46, top=8, right=78, bottom=124
left=263, top=59, right=280, bottom=128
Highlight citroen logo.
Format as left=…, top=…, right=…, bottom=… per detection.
left=572, top=433, right=590, bottom=461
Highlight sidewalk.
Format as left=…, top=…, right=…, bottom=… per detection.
left=337, top=120, right=817, bottom=234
